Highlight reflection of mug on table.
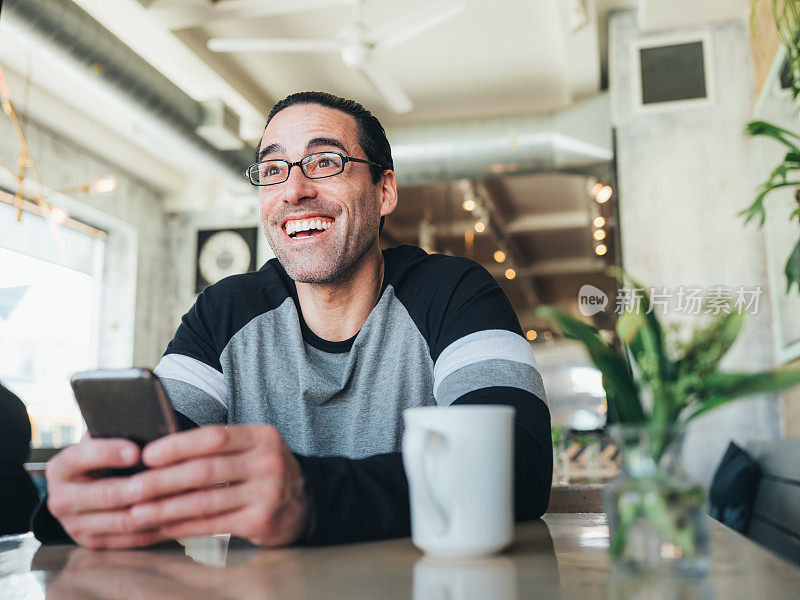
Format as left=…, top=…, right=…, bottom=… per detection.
left=413, top=555, right=517, bottom=600
left=402, top=405, right=515, bottom=558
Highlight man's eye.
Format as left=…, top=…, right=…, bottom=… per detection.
left=317, top=159, right=331, bottom=168
left=265, top=166, right=280, bottom=176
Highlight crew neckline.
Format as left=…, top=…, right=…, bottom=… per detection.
left=275, top=250, right=392, bottom=354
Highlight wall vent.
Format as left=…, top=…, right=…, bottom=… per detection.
left=632, top=33, right=714, bottom=113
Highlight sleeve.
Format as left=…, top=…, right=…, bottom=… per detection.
left=430, top=259, right=547, bottom=407
left=295, top=260, right=552, bottom=545
left=153, top=290, right=229, bottom=426
left=295, top=387, right=551, bottom=545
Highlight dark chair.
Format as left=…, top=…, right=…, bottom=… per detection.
left=745, top=439, right=800, bottom=566
left=0, top=382, right=41, bottom=535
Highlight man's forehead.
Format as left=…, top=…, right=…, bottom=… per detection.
left=260, top=104, right=358, bottom=150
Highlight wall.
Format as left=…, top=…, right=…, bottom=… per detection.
left=609, top=12, right=779, bottom=485
left=164, top=205, right=273, bottom=335
left=0, top=114, right=171, bottom=368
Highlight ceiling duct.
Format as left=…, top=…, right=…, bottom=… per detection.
left=2, top=0, right=252, bottom=189
left=2, top=0, right=611, bottom=193
left=388, top=93, right=613, bottom=186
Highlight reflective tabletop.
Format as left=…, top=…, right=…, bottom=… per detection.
left=2, top=514, right=799, bottom=599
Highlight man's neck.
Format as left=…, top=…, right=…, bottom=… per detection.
left=295, top=244, right=385, bottom=342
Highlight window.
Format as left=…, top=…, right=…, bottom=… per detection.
left=0, top=201, right=105, bottom=447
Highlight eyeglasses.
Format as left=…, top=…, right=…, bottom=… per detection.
left=243, top=151, right=383, bottom=186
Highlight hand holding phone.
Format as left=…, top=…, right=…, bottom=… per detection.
left=70, top=368, right=178, bottom=475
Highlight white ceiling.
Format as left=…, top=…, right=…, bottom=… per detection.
left=72, top=0, right=608, bottom=136
left=0, top=0, right=749, bottom=333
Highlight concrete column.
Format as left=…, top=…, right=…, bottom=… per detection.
left=609, top=12, right=779, bottom=485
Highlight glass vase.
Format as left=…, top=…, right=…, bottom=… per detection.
left=603, top=425, right=710, bottom=578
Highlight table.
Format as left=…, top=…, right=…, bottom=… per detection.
left=2, top=514, right=799, bottom=599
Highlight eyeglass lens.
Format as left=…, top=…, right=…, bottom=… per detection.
left=250, top=152, right=344, bottom=185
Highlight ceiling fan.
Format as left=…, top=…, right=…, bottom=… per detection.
left=206, top=0, right=467, bottom=113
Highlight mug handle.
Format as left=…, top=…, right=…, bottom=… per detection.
left=405, top=427, right=450, bottom=535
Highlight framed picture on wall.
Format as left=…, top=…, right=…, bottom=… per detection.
left=195, top=227, right=258, bottom=293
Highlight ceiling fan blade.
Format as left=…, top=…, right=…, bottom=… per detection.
left=150, top=0, right=353, bottom=30
left=358, top=60, right=413, bottom=114
left=367, top=0, right=466, bottom=50
left=213, top=0, right=353, bottom=17
left=208, top=38, right=342, bottom=53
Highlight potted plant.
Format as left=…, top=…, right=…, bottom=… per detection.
left=536, top=267, right=800, bottom=577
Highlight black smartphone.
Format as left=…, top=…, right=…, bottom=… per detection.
left=70, top=368, right=178, bottom=475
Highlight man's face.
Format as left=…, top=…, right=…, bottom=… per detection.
left=257, top=103, right=387, bottom=284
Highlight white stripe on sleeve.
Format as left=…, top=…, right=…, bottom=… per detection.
left=433, top=329, right=539, bottom=398
left=154, top=353, right=229, bottom=408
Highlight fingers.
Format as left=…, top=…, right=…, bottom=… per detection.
left=50, top=475, right=139, bottom=516
left=129, top=484, right=248, bottom=530
left=47, top=438, right=140, bottom=483
left=158, top=509, right=244, bottom=540
left=127, top=454, right=252, bottom=504
left=58, top=507, right=143, bottom=539
left=72, top=528, right=167, bottom=550
left=142, top=425, right=261, bottom=468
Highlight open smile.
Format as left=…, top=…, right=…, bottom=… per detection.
left=282, top=215, right=335, bottom=241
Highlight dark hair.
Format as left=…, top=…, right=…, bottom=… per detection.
left=262, top=91, right=393, bottom=184
left=261, top=91, right=394, bottom=232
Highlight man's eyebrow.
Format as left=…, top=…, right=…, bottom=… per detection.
left=306, top=137, right=348, bottom=154
left=257, top=142, right=286, bottom=162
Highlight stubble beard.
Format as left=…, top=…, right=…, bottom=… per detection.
left=263, top=202, right=379, bottom=285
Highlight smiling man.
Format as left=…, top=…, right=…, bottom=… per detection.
left=36, top=92, right=552, bottom=549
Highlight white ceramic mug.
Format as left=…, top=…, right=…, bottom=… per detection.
left=402, top=405, right=515, bottom=558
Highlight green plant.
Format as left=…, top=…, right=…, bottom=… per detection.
left=537, top=266, right=800, bottom=564
left=536, top=266, right=800, bottom=441
left=743, top=1, right=800, bottom=293
left=551, top=424, right=565, bottom=448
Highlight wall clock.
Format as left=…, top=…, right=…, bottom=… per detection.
left=195, top=228, right=258, bottom=292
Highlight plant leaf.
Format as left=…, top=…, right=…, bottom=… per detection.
left=746, top=120, right=800, bottom=150
left=674, top=310, right=745, bottom=387
left=687, top=368, right=800, bottom=421
left=737, top=181, right=800, bottom=226
left=785, top=236, right=800, bottom=295
left=605, top=267, right=675, bottom=424
left=536, top=305, right=645, bottom=423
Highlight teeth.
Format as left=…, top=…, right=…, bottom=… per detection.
left=285, top=218, right=334, bottom=237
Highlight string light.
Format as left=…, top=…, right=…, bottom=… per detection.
left=474, top=222, right=485, bottom=233
left=50, top=207, right=68, bottom=224
left=593, top=229, right=606, bottom=241
left=593, top=216, right=605, bottom=228
left=596, top=185, right=612, bottom=203
left=462, top=199, right=476, bottom=211
left=591, top=182, right=604, bottom=197
left=493, top=250, right=506, bottom=263
left=526, top=330, right=537, bottom=341
left=505, top=268, right=516, bottom=280
left=543, top=330, right=553, bottom=340
left=595, top=244, right=607, bottom=256
left=92, top=176, right=117, bottom=193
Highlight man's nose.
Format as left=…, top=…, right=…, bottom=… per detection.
left=281, top=164, right=317, bottom=205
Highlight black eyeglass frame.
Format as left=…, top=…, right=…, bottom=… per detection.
left=243, top=151, right=384, bottom=186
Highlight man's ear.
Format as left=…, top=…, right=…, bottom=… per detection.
left=378, top=170, right=398, bottom=218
